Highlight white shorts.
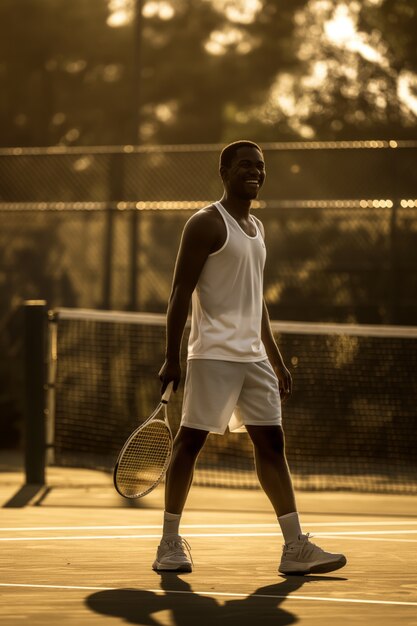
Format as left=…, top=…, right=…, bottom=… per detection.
left=181, top=359, right=282, bottom=434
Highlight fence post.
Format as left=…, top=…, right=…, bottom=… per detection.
left=103, top=153, right=124, bottom=310
left=102, top=203, right=114, bottom=310
left=388, top=200, right=399, bottom=324
left=129, top=209, right=139, bottom=311
left=23, top=300, right=48, bottom=485
left=128, top=0, right=144, bottom=312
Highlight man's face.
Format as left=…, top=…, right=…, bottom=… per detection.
left=222, top=146, right=266, bottom=200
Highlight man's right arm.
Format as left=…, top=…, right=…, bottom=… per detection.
left=159, top=210, right=221, bottom=393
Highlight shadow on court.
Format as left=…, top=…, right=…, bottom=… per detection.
left=85, top=573, right=347, bottom=625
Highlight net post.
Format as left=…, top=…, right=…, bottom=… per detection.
left=45, top=310, right=57, bottom=466
left=23, top=300, right=47, bottom=485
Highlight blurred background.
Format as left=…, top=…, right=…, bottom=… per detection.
left=0, top=0, right=416, bottom=466
left=2, top=0, right=417, bottom=146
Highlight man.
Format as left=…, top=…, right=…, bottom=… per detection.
left=155, top=140, right=347, bottom=575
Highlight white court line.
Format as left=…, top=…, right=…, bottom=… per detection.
left=0, top=582, right=416, bottom=607
left=1, top=530, right=417, bottom=542
left=1, top=521, right=417, bottom=532
left=320, top=537, right=417, bottom=543
left=307, top=530, right=417, bottom=536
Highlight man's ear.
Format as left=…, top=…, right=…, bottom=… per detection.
left=219, top=165, right=228, bottom=181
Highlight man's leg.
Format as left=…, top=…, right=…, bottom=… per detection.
left=165, top=425, right=209, bottom=514
left=246, top=424, right=346, bottom=575
left=153, top=426, right=208, bottom=572
left=246, top=424, right=296, bottom=517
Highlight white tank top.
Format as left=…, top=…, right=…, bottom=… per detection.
left=188, top=201, right=267, bottom=362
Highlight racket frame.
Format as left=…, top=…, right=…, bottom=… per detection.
left=113, top=382, right=174, bottom=499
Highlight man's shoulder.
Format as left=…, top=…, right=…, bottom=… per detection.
left=193, top=203, right=221, bottom=220
left=186, top=204, right=223, bottom=231
left=251, top=213, right=265, bottom=238
left=182, top=204, right=226, bottom=251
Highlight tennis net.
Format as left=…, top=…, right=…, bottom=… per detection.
left=46, top=308, right=417, bottom=493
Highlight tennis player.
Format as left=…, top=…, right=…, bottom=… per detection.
left=154, top=140, right=347, bottom=575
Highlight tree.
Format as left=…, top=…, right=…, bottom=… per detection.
left=232, top=0, right=417, bottom=140
left=3, top=0, right=415, bottom=147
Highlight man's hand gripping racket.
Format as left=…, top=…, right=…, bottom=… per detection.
left=113, top=382, right=174, bottom=499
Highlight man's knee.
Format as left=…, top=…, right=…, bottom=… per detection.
left=247, top=425, right=286, bottom=457
left=174, top=426, right=209, bottom=457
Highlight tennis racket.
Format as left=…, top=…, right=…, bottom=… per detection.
left=113, top=382, right=174, bottom=499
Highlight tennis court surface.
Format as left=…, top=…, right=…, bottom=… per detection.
left=1, top=461, right=416, bottom=626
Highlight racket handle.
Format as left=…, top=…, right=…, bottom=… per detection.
left=161, top=381, right=174, bottom=403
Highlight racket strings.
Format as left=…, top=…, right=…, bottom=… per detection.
left=116, top=419, right=172, bottom=498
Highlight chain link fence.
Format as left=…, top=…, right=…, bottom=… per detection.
left=1, top=141, right=416, bottom=446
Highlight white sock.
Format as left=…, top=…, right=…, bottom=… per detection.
left=162, top=511, right=181, bottom=539
left=278, top=512, right=302, bottom=545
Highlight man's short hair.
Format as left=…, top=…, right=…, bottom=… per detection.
left=220, top=140, right=263, bottom=170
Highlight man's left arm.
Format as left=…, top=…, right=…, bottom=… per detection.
left=261, top=299, right=292, bottom=402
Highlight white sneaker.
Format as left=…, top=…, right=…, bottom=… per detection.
left=152, top=536, right=193, bottom=572
left=279, top=533, right=347, bottom=575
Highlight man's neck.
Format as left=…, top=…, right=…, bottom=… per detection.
left=220, top=195, right=252, bottom=219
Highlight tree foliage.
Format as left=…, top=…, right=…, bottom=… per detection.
left=1, top=0, right=416, bottom=147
